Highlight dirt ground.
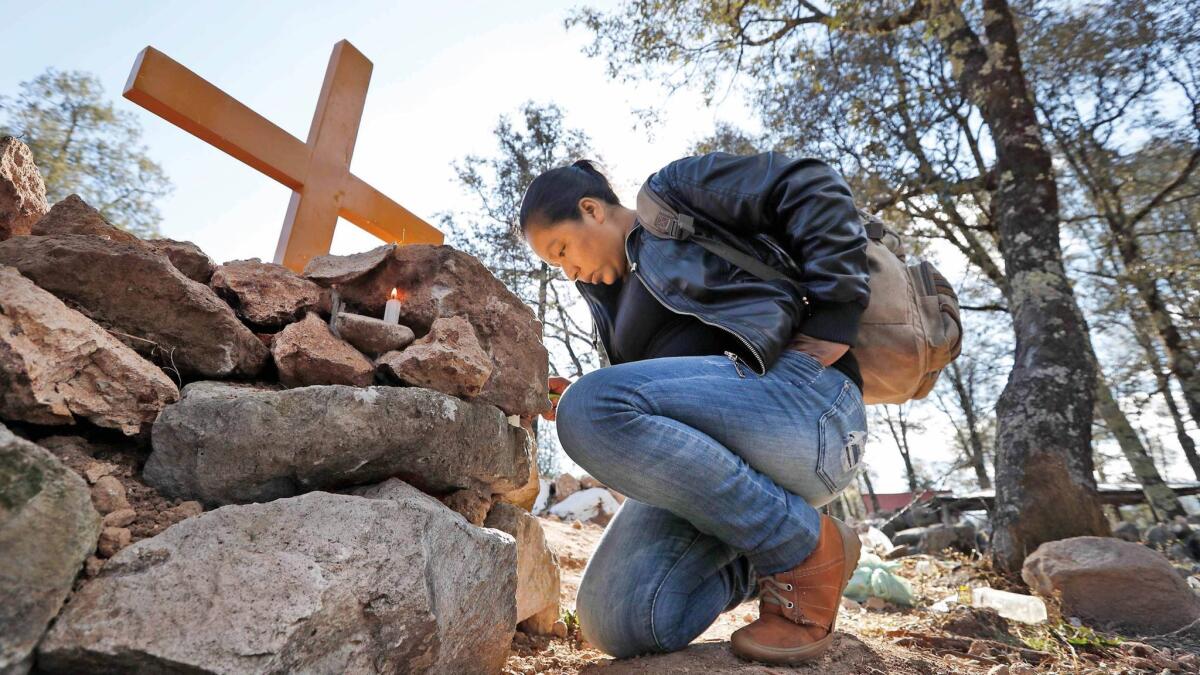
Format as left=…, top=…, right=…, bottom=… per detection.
left=504, top=517, right=1200, bottom=675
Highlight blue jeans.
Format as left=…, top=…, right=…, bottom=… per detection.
left=554, top=349, right=868, bottom=658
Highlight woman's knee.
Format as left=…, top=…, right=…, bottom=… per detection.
left=576, top=566, right=661, bottom=658
left=554, top=369, right=626, bottom=465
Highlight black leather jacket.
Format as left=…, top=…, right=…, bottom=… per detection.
left=576, top=151, right=870, bottom=376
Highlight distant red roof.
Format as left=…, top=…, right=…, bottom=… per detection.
left=861, top=490, right=949, bottom=514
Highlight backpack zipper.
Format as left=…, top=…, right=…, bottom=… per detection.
left=625, top=224, right=767, bottom=376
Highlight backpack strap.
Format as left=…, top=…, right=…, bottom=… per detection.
left=636, top=181, right=806, bottom=295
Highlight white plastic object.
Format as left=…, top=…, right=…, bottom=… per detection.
left=971, top=587, right=1048, bottom=624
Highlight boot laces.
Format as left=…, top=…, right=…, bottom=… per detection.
left=759, top=577, right=817, bottom=625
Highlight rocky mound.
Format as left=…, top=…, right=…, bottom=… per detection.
left=0, top=137, right=560, bottom=674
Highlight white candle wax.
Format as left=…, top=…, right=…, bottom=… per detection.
left=383, top=298, right=401, bottom=324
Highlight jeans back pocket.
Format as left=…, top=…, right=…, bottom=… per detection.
left=815, top=381, right=868, bottom=494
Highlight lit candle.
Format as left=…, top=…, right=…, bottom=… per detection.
left=383, top=287, right=401, bottom=324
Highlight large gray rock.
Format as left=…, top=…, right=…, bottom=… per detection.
left=38, top=487, right=518, bottom=674
left=0, top=137, right=48, bottom=240
left=209, top=258, right=326, bottom=330
left=0, top=234, right=269, bottom=378
left=0, top=266, right=179, bottom=435
left=892, top=524, right=977, bottom=555
left=146, top=381, right=531, bottom=506
left=1022, top=536, right=1200, bottom=633
left=485, top=503, right=561, bottom=628
left=304, top=244, right=550, bottom=416
left=1, top=424, right=101, bottom=674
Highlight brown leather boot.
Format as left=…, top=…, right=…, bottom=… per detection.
left=730, top=514, right=861, bottom=664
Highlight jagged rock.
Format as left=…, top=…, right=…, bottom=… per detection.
left=145, top=381, right=531, bottom=506
left=0, top=234, right=269, bottom=378
left=31, top=194, right=141, bottom=244
left=0, top=424, right=100, bottom=674
left=1144, top=523, right=1172, bottom=547
left=554, top=473, right=581, bottom=501
left=304, top=244, right=550, bottom=416
left=38, top=487, right=518, bottom=674
left=145, top=238, right=216, bottom=284
left=333, top=312, right=415, bottom=356
left=0, top=137, right=48, bottom=240
left=0, top=266, right=179, bottom=435
left=579, top=474, right=603, bottom=490
left=272, top=313, right=374, bottom=388
left=377, top=315, right=493, bottom=398
left=485, top=502, right=561, bottom=629
left=1022, top=536, right=1200, bottom=633
left=209, top=258, right=326, bottom=329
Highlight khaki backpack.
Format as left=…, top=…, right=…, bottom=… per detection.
left=636, top=182, right=963, bottom=404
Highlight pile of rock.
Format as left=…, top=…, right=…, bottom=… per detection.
left=0, top=137, right=560, bottom=673
left=535, top=472, right=626, bottom=526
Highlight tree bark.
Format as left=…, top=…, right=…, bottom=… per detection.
left=882, top=405, right=920, bottom=493
left=932, top=0, right=1108, bottom=572
left=860, top=468, right=882, bottom=513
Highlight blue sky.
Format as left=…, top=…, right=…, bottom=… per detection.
left=0, top=0, right=752, bottom=261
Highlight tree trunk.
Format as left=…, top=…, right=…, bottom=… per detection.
left=1129, top=306, right=1200, bottom=480
left=1111, top=223, right=1200, bottom=431
left=948, top=361, right=992, bottom=490
left=882, top=406, right=920, bottom=493
left=1094, top=375, right=1186, bottom=520
left=860, top=468, right=881, bottom=513
left=933, top=0, right=1109, bottom=572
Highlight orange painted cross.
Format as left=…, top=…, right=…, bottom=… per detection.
left=123, top=40, right=443, bottom=272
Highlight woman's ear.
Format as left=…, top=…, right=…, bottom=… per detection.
left=579, top=197, right=606, bottom=225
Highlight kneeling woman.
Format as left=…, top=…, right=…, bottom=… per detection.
left=521, top=152, right=869, bottom=665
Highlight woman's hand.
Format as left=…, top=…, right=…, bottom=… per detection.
left=542, top=376, right=573, bottom=421
left=790, top=334, right=849, bottom=367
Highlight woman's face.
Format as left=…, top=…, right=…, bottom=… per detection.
left=525, top=198, right=629, bottom=285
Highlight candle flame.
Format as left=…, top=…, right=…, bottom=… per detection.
left=389, top=287, right=398, bottom=300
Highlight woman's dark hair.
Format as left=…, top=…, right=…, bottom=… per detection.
left=519, top=159, right=621, bottom=234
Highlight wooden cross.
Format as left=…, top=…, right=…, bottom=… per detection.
left=123, top=40, right=443, bottom=272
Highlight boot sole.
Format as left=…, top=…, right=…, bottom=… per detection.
left=731, top=517, right=864, bottom=665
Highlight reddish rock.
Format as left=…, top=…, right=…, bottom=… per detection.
left=272, top=313, right=374, bottom=388
left=579, top=474, right=603, bottom=490
left=82, top=461, right=117, bottom=484
left=554, top=473, right=581, bottom=501
left=96, top=526, right=131, bottom=558
left=377, top=315, right=493, bottom=398
left=31, top=194, right=140, bottom=244
left=84, top=556, right=105, bottom=578
left=145, top=238, right=216, bottom=284
left=333, top=312, right=415, bottom=356
left=1022, top=536, right=1200, bottom=633
left=304, top=244, right=550, bottom=415
left=440, top=488, right=494, bottom=526
left=91, top=476, right=130, bottom=515
left=101, top=509, right=137, bottom=528
left=210, top=258, right=326, bottom=329
left=0, top=136, right=48, bottom=240
left=0, top=235, right=269, bottom=378
left=0, top=266, right=179, bottom=435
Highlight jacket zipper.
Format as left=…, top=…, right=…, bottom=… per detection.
left=624, top=225, right=767, bottom=376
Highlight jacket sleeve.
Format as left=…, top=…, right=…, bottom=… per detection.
left=652, top=151, right=870, bottom=346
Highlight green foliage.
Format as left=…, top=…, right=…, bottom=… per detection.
left=0, top=68, right=171, bottom=238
